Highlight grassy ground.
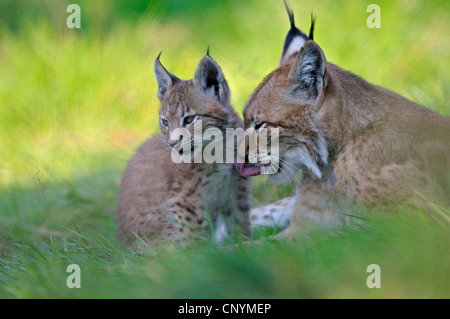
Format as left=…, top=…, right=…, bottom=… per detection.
left=0, top=0, right=449, bottom=298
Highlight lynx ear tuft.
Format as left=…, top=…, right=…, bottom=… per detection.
left=278, top=3, right=317, bottom=68
left=278, top=1, right=309, bottom=67
left=287, top=40, right=327, bottom=101
left=308, top=14, right=316, bottom=40
left=194, top=55, right=230, bottom=106
left=154, top=52, right=180, bottom=102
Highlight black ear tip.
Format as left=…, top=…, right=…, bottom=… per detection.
left=284, top=0, right=295, bottom=29
left=206, top=46, right=211, bottom=57
left=309, top=14, right=316, bottom=40
left=156, top=51, right=163, bottom=61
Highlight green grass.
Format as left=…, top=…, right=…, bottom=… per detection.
left=0, top=0, right=449, bottom=298
left=1, top=208, right=449, bottom=298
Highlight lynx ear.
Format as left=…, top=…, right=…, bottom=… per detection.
left=154, top=53, right=180, bottom=102
left=193, top=55, right=230, bottom=106
left=278, top=2, right=315, bottom=67
left=287, top=40, right=326, bottom=101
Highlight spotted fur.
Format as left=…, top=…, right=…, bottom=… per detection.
left=118, top=54, right=250, bottom=248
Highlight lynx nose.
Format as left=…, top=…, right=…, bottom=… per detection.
left=168, top=135, right=183, bottom=148
left=168, top=140, right=180, bottom=148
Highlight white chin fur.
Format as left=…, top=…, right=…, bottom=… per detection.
left=268, top=146, right=323, bottom=184
left=289, top=146, right=323, bottom=179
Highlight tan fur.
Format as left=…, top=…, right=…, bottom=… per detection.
left=249, top=197, right=295, bottom=230
left=118, top=56, right=251, bottom=247
left=242, top=40, right=450, bottom=237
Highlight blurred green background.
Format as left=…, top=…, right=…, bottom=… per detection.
left=0, top=0, right=448, bottom=298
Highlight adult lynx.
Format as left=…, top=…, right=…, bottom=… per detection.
left=236, top=5, right=450, bottom=237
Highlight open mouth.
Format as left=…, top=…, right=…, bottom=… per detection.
left=234, top=162, right=261, bottom=177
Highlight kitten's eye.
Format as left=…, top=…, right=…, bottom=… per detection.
left=160, top=118, right=169, bottom=128
left=183, top=115, right=196, bottom=126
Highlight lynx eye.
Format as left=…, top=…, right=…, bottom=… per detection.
left=183, top=115, right=196, bottom=126
left=160, top=118, right=169, bottom=128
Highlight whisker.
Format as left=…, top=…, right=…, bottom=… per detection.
left=278, top=158, right=302, bottom=178
left=274, top=157, right=302, bottom=183
left=272, top=161, right=294, bottom=182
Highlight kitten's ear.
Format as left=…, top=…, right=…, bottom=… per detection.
left=287, top=40, right=327, bottom=101
left=193, top=54, right=230, bottom=106
left=154, top=52, right=180, bottom=102
left=278, top=2, right=315, bottom=67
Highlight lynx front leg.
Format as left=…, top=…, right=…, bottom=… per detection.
left=249, top=196, right=295, bottom=231
left=277, top=177, right=359, bottom=240
left=229, top=175, right=251, bottom=238
left=210, top=173, right=251, bottom=242
left=164, top=180, right=206, bottom=244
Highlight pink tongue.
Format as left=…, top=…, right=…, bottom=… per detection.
left=234, top=162, right=261, bottom=177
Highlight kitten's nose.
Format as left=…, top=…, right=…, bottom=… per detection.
left=168, top=140, right=180, bottom=148
left=168, top=135, right=183, bottom=148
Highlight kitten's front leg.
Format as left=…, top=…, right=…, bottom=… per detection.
left=230, top=174, right=251, bottom=238
left=164, top=182, right=205, bottom=244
